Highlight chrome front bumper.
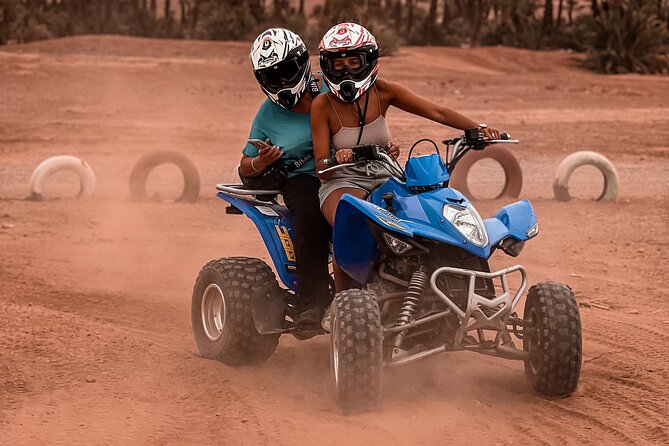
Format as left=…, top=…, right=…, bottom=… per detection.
left=429, top=265, right=527, bottom=348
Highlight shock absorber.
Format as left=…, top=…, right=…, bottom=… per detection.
left=396, top=270, right=429, bottom=326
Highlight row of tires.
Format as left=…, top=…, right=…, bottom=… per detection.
left=450, top=148, right=619, bottom=201
left=26, top=149, right=618, bottom=202
left=26, top=151, right=201, bottom=202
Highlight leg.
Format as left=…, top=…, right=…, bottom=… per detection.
left=321, top=187, right=367, bottom=226
left=320, top=187, right=367, bottom=292
left=282, top=175, right=332, bottom=322
left=333, top=262, right=356, bottom=293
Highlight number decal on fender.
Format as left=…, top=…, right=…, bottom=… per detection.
left=275, top=225, right=296, bottom=262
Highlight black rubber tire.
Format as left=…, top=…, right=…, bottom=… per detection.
left=129, top=151, right=200, bottom=203
left=330, top=289, right=384, bottom=413
left=191, top=257, right=280, bottom=366
left=449, top=146, right=523, bottom=199
left=523, top=281, right=582, bottom=398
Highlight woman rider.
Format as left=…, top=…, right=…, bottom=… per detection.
left=311, top=23, right=501, bottom=291
left=240, top=28, right=331, bottom=324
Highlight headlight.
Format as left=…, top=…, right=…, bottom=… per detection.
left=382, top=233, right=413, bottom=255
left=443, top=204, right=489, bottom=247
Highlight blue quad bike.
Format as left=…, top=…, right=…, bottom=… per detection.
left=191, top=129, right=582, bottom=412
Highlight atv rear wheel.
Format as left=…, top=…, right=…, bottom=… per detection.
left=330, top=289, right=383, bottom=413
left=192, top=257, right=280, bottom=366
left=523, top=281, right=582, bottom=397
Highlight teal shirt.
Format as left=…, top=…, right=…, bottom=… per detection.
left=242, top=99, right=316, bottom=178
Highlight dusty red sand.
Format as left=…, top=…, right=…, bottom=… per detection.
left=1, top=36, right=668, bottom=445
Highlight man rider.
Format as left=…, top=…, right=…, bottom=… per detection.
left=238, top=28, right=331, bottom=325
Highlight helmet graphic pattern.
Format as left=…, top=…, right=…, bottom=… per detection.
left=319, top=23, right=377, bottom=52
left=251, top=28, right=303, bottom=70
left=319, top=23, right=379, bottom=103
left=250, top=28, right=311, bottom=109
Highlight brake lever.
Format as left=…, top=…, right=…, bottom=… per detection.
left=318, top=162, right=358, bottom=175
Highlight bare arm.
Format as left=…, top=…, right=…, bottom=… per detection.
left=239, top=141, right=283, bottom=177
left=380, top=79, right=500, bottom=138
left=311, top=95, right=336, bottom=180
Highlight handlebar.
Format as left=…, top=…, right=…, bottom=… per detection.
left=318, top=130, right=519, bottom=178
left=443, top=131, right=517, bottom=147
left=318, top=144, right=392, bottom=175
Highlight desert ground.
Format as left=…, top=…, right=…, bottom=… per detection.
left=0, top=35, right=668, bottom=445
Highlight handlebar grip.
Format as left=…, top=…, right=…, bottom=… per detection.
left=324, top=155, right=338, bottom=166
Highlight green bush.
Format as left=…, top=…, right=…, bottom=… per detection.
left=586, top=2, right=669, bottom=74
left=0, top=0, right=52, bottom=44
left=190, top=2, right=258, bottom=41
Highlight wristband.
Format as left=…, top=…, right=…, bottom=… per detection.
left=251, top=157, right=261, bottom=173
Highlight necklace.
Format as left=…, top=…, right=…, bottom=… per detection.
left=347, top=92, right=370, bottom=127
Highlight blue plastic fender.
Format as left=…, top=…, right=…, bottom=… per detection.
left=335, top=183, right=539, bottom=276
left=217, top=193, right=298, bottom=291
left=493, top=199, right=538, bottom=242
left=333, top=195, right=412, bottom=283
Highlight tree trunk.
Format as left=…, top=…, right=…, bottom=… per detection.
left=427, top=0, right=438, bottom=42
left=557, top=0, right=564, bottom=27
left=428, top=0, right=438, bottom=25
left=104, top=0, right=113, bottom=32
left=150, top=0, right=157, bottom=16
left=591, top=0, right=600, bottom=17
left=441, top=0, right=451, bottom=27
left=164, top=0, right=171, bottom=20
left=407, top=0, right=414, bottom=35
left=568, top=0, right=574, bottom=25
left=543, top=0, right=553, bottom=29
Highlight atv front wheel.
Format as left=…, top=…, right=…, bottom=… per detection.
left=192, top=257, right=280, bottom=366
left=330, top=289, right=383, bottom=413
left=523, top=281, right=582, bottom=397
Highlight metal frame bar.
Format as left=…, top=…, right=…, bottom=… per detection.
left=216, top=183, right=282, bottom=197
left=383, top=310, right=450, bottom=335
left=429, top=265, right=527, bottom=347
left=384, top=265, right=528, bottom=367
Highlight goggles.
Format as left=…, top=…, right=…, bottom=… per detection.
left=321, top=47, right=379, bottom=82
left=254, top=52, right=309, bottom=93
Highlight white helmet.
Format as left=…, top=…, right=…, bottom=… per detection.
left=251, top=28, right=311, bottom=109
left=319, top=23, right=379, bottom=103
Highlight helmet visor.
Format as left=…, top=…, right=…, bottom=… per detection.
left=255, top=52, right=308, bottom=93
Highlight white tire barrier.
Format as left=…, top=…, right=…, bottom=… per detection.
left=553, top=151, right=618, bottom=202
left=449, top=146, right=523, bottom=199
left=129, top=151, right=200, bottom=203
left=28, top=155, right=96, bottom=201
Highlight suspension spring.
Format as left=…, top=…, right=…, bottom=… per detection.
left=395, top=270, right=429, bottom=326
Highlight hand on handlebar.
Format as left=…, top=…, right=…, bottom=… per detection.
left=385, top=141, right=400, bottom=159
left=480, top=127, right=501, bottom=140
left=335, top=148, right=354, bottom=164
